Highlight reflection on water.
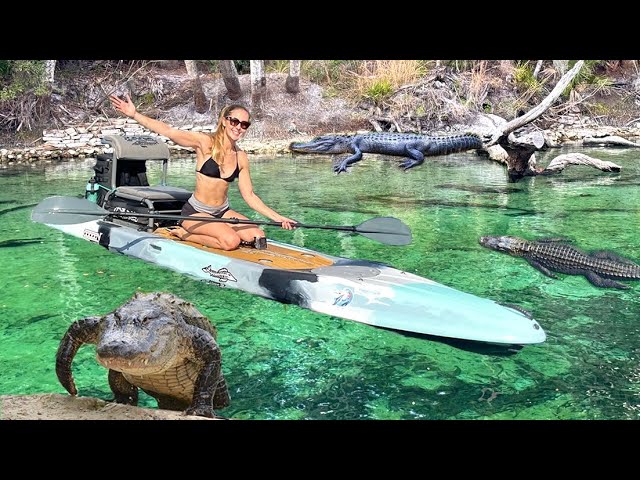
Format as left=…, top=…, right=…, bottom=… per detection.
left=1, top=145, right=639, bottom=419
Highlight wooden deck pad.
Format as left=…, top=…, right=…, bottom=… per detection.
left=154, top=227, right=334, bottom=270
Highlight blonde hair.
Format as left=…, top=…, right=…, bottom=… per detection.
left=210, top=104, right=251, bottom=165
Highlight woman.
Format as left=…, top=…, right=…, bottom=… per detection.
left=108, top=94, right=296, bottom=250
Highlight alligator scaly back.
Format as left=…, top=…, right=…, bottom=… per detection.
left=479, top=235, right=640, bottom=289
left=289, top=131, right=484, bottom=173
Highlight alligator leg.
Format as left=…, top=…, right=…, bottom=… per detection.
left=333, top=148, right=363, bottom=174
left=584, top=271, right=630, bottom=289
left=183, top=326, right=229, bottom=418
left=399, top=146, right=425, bottom=170
left=525, top=259, right=559, bottom=278
left=108, top=369, right=139, bottom=405
left=56, top=315, right=102, bottom=396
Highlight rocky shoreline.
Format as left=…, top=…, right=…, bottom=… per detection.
left=0, top=118, right=304, bottom=167
left=2, top=116, right=640, bottom=167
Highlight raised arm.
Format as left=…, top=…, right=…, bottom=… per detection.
left=109, top=93, right=208, bottom=151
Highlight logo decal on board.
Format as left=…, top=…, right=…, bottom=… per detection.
left=83, top=229, right=102, bottom=243
left=202, top=266, right=237, bottom=284
left=333, top=287, right=353, bottom=307
left=112, top=206, right=138, bottom=223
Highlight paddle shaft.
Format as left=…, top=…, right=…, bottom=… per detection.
left=49, top=209, right=364, bottom=233
left=33, top=196, right=412, bottom=245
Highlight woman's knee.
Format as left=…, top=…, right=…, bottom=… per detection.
left=218, top=232, right=242, bottom=251
left=249, top=227, right=266, bottom=238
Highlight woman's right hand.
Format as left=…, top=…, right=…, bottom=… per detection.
left=109, top=93, right=136, bottom=118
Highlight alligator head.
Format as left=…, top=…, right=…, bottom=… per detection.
left=479, top=235, right=528, bottom=255
left=289, top=135, right=354, bottom=154
left=94, top=292, right=184, bottom=375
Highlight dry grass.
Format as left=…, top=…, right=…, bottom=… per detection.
left=464, top=61, right=492, bottom=109
left=350, top=60, right=428, bottom=102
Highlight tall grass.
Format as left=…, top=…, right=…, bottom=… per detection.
left=350, top=60, right=428, bottom=104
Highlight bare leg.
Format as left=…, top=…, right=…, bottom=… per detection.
left=171, top=211, right=266, bottom=251
left=221, top=209, right=266, bottom=242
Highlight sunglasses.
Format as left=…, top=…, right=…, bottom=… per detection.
left=225, top=116, right=251, bottom=130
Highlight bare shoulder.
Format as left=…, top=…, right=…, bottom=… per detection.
left=237, top=149, right=250, bottom=166
left=195, top=131, right=214, bottom=150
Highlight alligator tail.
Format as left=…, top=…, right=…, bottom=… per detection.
left=432, top=134, right=483, bottom=155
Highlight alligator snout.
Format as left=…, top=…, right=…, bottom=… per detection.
left=479, top=235, right=517, bottom=252
left=479, top=236, right=497, bottom=247
left=97, top=340, right=142, bottom=360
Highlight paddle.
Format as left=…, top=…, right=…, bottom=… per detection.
left=32, top=196, right=412, bottom=246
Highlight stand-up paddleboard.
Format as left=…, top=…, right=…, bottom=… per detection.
left=33, top=195, right=546, bottom=346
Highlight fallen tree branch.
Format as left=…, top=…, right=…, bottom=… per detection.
left=583, top=135, right=640, bottom=147
left=542, top=153, right=622, bottom=174
left=487, top=60, right=585, bottom=147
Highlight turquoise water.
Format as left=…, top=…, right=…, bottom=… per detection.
left=1, top=146, right=639, bottom=420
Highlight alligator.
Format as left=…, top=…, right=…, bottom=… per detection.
left=289, top=132, right=484, bottom=173
left=479, top=235, right=640, bottom=289
left=56, top=291, right=231, bottom=418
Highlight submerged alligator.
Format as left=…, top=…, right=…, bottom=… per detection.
left=479, top=236, right=640, bottom=289
left=56, top=292, right=231, bottom=418
left=289, top=132, right=484, bottom=173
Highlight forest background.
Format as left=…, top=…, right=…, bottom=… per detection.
left=1, top=60, right=639, bottom=150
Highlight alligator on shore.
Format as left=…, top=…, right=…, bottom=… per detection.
left=479, top=236, right=640, bottom=289
left=56, top=292, right=231, bottom=418
left=289, top=132, right=484, bottom=173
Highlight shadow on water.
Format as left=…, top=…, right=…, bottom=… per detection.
left=26, top=314, right=55, bottom=325
left=384, top=328, right=523, bottom=356
left=434, top=183, right=523, bottom=195
left=0, top=203, right=37, bottom=217
left=297, top=203, right=383, bottom=216
left=358, top=195, right=539, bottom=216
left=0, top=238, right=44, bottom=248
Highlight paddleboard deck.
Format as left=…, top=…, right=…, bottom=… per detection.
left=154, top=227, right=335, bottom=270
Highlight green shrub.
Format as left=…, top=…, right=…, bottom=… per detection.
left=364, top=79, right=393, bottom=104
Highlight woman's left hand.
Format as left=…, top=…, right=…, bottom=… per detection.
left=277, top=217, right=298, bottom=230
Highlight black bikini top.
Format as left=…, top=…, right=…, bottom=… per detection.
left=196, top=155, right=240, bottom=182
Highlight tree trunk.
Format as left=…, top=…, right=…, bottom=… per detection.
left=532, top=60, right=543, bottom=80
left=219, top=60, right=242, bottom=100
left=37, top=60, right=57, bottom=123
left=184, top=60, right=207, bottom=114
left=44, top=60, right=56, bottom=84
left=250, top=60, right=265, bottom=117
left=285, top=60, right=301, bottom=94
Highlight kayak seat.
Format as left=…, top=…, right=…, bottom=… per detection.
left=113, top=185, right=192, bottom=203
left=108, top=185, right=193, bottom=231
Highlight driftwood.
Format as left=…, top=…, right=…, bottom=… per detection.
left=369, top=116, right=402, bottom=133
left=479, top=60, right=629, bottom=181
left=541, top=153, right=622, bottom=174
left=583, top=136, right=640, bottom=148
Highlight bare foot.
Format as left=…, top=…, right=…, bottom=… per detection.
left=169, top=227, right=188, bottom=240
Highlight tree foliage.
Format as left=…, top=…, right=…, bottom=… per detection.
left=0, top=60, right=48, bottom=101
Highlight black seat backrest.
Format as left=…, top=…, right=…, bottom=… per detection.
left=93, top=154, right=149, bottom=188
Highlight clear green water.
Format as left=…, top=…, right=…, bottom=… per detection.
left=1, top=146, right=639, bottom=420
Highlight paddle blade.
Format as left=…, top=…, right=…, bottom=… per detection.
left=32, top=196, right=108, bottom=225
left=355, top=217, right=412, bottom=246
